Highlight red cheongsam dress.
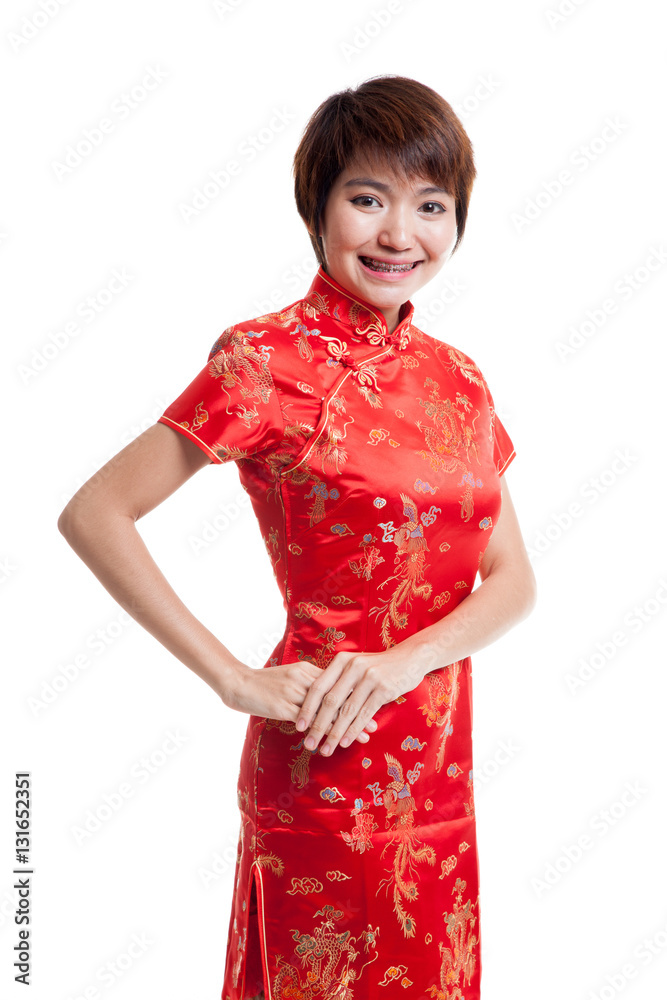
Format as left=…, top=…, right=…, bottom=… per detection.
left=157, top=265, right=516, bottom=1000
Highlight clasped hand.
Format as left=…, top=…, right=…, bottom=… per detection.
left=229, top=647, right=427, bottom=756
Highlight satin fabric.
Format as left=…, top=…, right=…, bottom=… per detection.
left=158, top=266, right=515, bottom=999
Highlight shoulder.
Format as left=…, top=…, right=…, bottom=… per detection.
left=409, top=322, right=492, bottom=397
left=206, top=293, right=315, bottom=362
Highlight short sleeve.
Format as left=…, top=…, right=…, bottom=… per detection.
left=157, top=329, right=284, bottom=464
left=483, top=380, right=516, bottom=477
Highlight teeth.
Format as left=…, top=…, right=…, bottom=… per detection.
left=362, top=257, right=416, bottom=273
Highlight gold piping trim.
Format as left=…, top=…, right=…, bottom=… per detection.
left=157, top=415, right=221, bottom=463
left=279, top=345, right=394, bottom=477
left=249, top=861, right=272, bottom=1000
left=498, top=448, right=517, bottom=477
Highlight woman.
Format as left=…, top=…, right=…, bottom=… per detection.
left=58, top=75, right=536, bottom=1000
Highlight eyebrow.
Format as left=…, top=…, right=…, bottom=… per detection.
left=342, top=177, right=450, bottom=197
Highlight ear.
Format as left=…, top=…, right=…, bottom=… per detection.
left=307, top=213, right=323, bottom=240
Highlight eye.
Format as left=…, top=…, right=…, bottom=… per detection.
left=420, top=201, right=446, bottom=215
left=351, top=195, right=381, bottom=208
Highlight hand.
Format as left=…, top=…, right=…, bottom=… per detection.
left=294, top=648, right=426, bottom=756
left=223, top=659, right=378, bottom=745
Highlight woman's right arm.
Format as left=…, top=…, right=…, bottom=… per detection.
left=56, top=421, right=322, bottom=715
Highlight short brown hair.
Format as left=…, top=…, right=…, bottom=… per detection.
left=293, top=74, right=477, bottom=269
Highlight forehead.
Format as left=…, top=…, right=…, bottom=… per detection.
left=333, top=151, right=453, bottom=197
left=339, top=149, right=424, bottom=180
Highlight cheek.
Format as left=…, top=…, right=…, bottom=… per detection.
left=426, top=220, right=458, bottom=259
left=335, top=219, right=364, bottom=252
left=326, top=204, right=374, bottom=250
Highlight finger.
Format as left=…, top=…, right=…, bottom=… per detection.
left=320, top=685, right=383, bottom=756
left=300, top=656, right=375, bottom=749
left=302, top=686, right=350, bottom=750
left=297, top=667, right=351, bottom=734
left=335, top=694, right=385, bottom=751
left=295, top=660, right=346, bottom=733
left=315, top=713, right=374, bottom=748
left=304, top=713, right=338, bottom=749
left=356, top=718, right=377, bottom=741
left=311, top=675, right=379, bottom=754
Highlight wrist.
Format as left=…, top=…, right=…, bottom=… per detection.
left=212, top=657, right=252, bottom=711
left=395, top=627, right=454, bottom=680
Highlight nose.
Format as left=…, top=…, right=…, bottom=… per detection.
left=377, top=204, right=414, bottom=252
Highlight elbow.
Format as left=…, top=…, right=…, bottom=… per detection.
left=58, top=493, right=133, bottom=549
left=485, top=555, right=537, bottom=622
left=57, top=493, right=100, bottom=545
left=57, top=502, right=74, bottom=540
left=57, top=501, right=86, bottom=545
left=517, top=559, right=538, bottom=620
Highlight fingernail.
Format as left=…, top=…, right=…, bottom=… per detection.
left=296, top=718, right=306, bottom=731
left=358, top=731, right=369, bottom=742
left=304, top=736, right=315, bottom=750
left=321, top=743, right=332, bottom=755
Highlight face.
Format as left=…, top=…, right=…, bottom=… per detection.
left=313, top=153, right=458, bottom=334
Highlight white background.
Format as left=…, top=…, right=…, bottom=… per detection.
left=2, top=1, right=666, bottom=998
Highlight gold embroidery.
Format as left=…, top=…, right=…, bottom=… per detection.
left=326, top=870, right=351, bottom=881
left=367, top=427, right=390, bottom=445
left=443, top=346, right=485, bottom=388
left=379, top=964, right=409, bottom=985
left=349, top=535, right=385, bottom=582
left=419, top=663, right=462, bottom=772
left=427, top=879, right=478, bottom=998
left=377, top=753, right=435, bottom=937
left=428, top=590, right=451, bottom=611
left=273, top=905, right=379, bottom=997
left=370, top=494, right=432, bottom=648
left=286, top=877, right=323, bottom=895
left=416, top=376, right=481, bottom=521
left=341, top=799, right=378, bottom=854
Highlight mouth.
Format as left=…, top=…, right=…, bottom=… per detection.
left=359, top=255, right=421, bottom=274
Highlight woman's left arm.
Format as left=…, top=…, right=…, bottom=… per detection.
left=296, top=476, right=537, bottom=754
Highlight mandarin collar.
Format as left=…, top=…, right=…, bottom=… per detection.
left=304, top=266, right=414, bottom=351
